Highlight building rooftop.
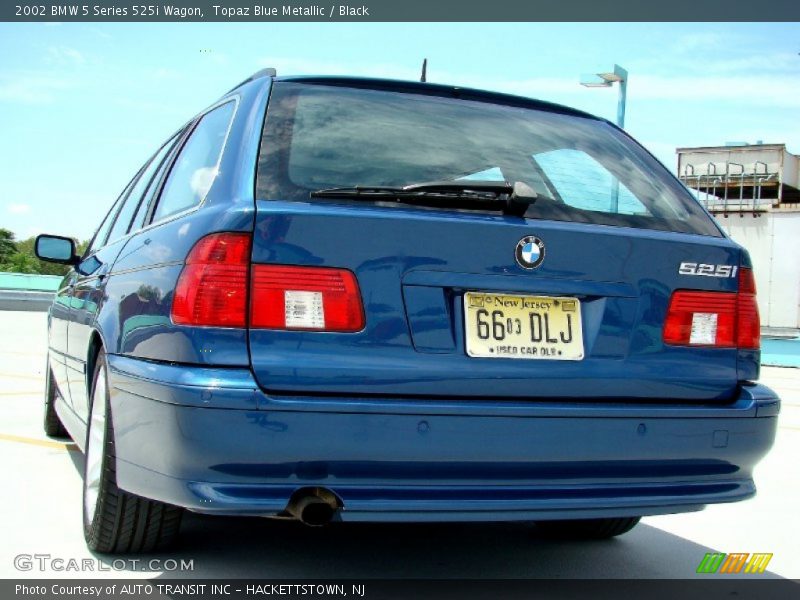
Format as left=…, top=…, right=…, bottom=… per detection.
left=676, top=143, right=800, bottom=214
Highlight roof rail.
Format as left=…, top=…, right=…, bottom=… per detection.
left=225, top=68, right=277, bottom=94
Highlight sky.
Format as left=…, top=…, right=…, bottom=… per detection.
left=0, top=21, right=798, bottom=241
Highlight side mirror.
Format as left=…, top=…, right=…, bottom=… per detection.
left=35, top=234, right=79, bottom=265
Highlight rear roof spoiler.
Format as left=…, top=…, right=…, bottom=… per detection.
left=225, top=68, right=602, bottom=123
left=274, top=75, right=602, bottom=121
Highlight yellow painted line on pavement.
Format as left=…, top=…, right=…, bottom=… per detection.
left=0, top=433, right=78, bottom=451
left=0, top=391, right=40, bottom=396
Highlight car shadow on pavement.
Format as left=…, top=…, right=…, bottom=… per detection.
left=152, top=511, right=783, bottom=579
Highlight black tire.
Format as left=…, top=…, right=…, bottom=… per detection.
left=83, top=349, right=183, bottom=553
left=43, top=355, right=68, bottom=438
left=535, top=517, right=641, bottom=540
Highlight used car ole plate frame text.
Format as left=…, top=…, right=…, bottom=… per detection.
left=464, top=292, right=584, bottom=360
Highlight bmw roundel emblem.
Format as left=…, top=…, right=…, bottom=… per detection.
left=515, top=235, right=545, bottom=269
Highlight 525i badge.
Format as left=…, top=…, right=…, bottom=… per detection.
left=679, top=262, right=738, bottom=278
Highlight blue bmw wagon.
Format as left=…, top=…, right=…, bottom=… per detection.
left=35, top=70, right=779, bottom=553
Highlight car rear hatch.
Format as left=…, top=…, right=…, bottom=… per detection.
left=246, top=79, right=752, bottom=402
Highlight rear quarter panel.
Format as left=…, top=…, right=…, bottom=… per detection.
left=94, top=77, right=270, bottom=367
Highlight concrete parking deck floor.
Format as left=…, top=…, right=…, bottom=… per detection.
left=1, top=311, right=798, bottom=580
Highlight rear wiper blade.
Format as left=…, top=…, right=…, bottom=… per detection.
left=310, top=180, right=538, bottom=216
left=310, top=180, right=514, bottom=197
left=403, top=180, right=514, bottom=195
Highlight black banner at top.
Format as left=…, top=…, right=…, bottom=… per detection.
left=5, top=0, right=800, bottom=22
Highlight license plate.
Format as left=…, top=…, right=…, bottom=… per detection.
left=464, top=292, right=584, bottom=360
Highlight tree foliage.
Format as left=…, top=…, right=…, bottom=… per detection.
left=0, top=230, right=90, bottom=276
left=0, top=229, right=16, bottom=263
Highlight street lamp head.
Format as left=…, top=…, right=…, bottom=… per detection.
left=598, top=72, right=624, bottom=83
left=579, top=64, right=628, bottom=129
left=581, top=64, right=628, bottom=87
left=580, top=74, right=612, bottom=88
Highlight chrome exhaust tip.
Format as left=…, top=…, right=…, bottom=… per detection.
left=286, top=487, right=341, bottom=527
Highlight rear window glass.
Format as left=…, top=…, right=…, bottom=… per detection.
left=257, top=82, right=720, bottom=237
left=534, top=149, right=648, bottom=216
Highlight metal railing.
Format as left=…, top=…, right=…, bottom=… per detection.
left=680, top=162, right=779, bottom=217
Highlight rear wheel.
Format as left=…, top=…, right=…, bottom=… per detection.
left=535, top=517, right=641, bottom=539
left=83, top=349, right=183, bottom=553
left=43, top=356, right=68, bottom=438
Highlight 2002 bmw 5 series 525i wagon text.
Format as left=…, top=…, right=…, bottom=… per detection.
left=35, top=70, right=779, bottom=553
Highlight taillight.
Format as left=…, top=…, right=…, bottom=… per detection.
left=250, top=265, right=364, bottom=332
left=171, top=232, right=251, bottom=327
left=663, top=267, right=759, bottom=350
left=172, top=234, right=364, bottom=332
left=663, top=291, right=736, bottom=347
left=736, top=268, right=760, bottom=349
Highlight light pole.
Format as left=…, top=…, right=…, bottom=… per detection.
left=580, top=64, right=628, bottom=212
left=580, top=64, right=628, bottom=128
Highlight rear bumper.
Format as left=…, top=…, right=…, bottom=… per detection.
left=107, top=354, right=779, bottom=522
